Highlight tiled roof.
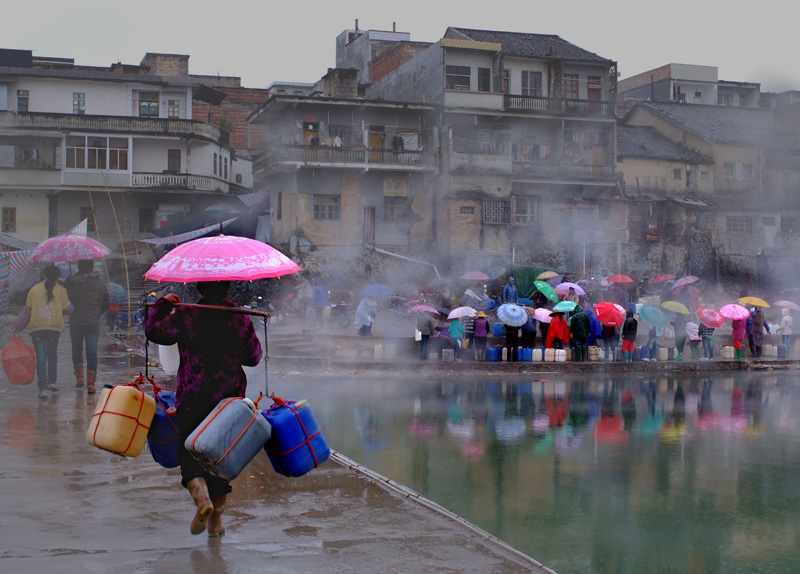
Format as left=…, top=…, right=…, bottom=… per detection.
left=617, top=126, right=712, bottom=163
left=445, top=28, right=612, bottom=63
left=630, top=102, right=775, bottom=145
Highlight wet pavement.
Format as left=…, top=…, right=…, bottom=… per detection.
left=0, top=313, right=547, bottom=574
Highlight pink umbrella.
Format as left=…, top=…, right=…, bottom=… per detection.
left=533, top=308, right=553, bottom=323
left=696, top=308, right=725, bottom=329
left=719, top=304, right=750, bottom=320
left=29, top=235, right=111, bottom=263
left=554, top=282, right=585, bottom=296
left=773, top=300, right=800, bottom=312
left=672, top=275, right=699, bottom=290
left=460, top=271, right=490, bottom=281
left=447, top=306, right=477, bottom=319
left=144, top=235, right=301, bottom=282
left=409, top=304, right=440, bottom=315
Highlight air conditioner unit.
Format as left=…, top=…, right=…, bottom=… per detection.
left=235, top=174, right=243, bottom=184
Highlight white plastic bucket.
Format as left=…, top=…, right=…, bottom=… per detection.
left=158, top=344, right=179, bottom=376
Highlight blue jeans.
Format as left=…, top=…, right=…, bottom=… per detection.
left=782, top=334, right=790, bottom=347
left=30, top=330, right=60, bottom=390
left=70, top=323, right=100, bottom=371
left=702, top=337, right=714, bottom=359
left=603, top=336, right=618, bottom=361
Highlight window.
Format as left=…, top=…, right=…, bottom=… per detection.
left=223, top=157, right=228, bottom=180
left=213, top=153, right=218, bottom=175
left=719, top=93, right=733, bottom=106
left=329, top=125, right=351, bottom=144
left=763, top=216, right=776, bottom=226
left=167, top=149, right=181, bottom=172
left=599, top=203, right=611, bottom=221
left=139, top=208, right=154, bottom=232
left=673, top=168, right=682, bottom=180
left=314, top=195, right=340, bottom=221
left=587, top=76, right=603, bottom=100
left=502, top=70, right=509, bottom=94
left=724, top=162, right=735, bottom=180
left=138, top=92, right=159, bottom=117
left=72, top=93, right=85, bottom=115
left=16, top=90, right=28, bottom=112
left=483, top=199, right=511, bottom=224
left=79, top=207, right=97, bottom=232
left=445, top=65, right=471, bottom=90
left=1, top=207, right=16, bottom=232
left=87, top=136, right=107, bottom=169
left=108, top=138, right=128, bottom=170
left=477, top=68, right=491, bottom=92
left=66, top=136, right=86, bottom=169
left=276, top=191, right=283, bottom=220
left=701, top=171, right=710, bottom=181
left=726, top=216, right=751, bottom=234
left=65, top=136, right=127, bottom=170
left=522, top=71, right=542, bottom=97
left=459, top=206, right=476, bottom=215
left=563, top=74, right=579, bottom=99
left=743, top=164, right=753, bottom=180
left=167, top=100, right=180, bottom=118
left=515, top=197, right=538, bottom=224
left=740, top=94, right=749, bottom=107
left=218, top=154, right=222, bottom=177
left=384, top=197, right=408, bottom=222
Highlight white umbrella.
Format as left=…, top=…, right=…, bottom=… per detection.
left=448, top=306, right=477, bottom=319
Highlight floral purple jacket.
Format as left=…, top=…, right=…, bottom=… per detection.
left=145, top=298, right=262, bottom=410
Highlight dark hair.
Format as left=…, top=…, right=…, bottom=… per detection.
left=197, top=281, right=230, bottom=302
left=43, top=265, right=61, bottom=303
left=76, top=259, right=94, bottom=274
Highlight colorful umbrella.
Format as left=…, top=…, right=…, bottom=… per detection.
left=536, top=270, right=559, bottom=280
left=447, top=306, right=477, bottom=319
left=607, top=274, right=634, bottom=283
left=552, top=300, right=579, bottom=312
left=773, top=300, right=800, bottom=312
left=533, top=308, right=553, bottom=323
left=496, top=303, right=528, bottom=327
left=639, top=305, right=669, bottom=327
left=672, top=275, right=699, bottom=290
left=661, top=300, right=690, bottom=315
left=738, top=296, right=770, bottom=308
left=533, top=280, right=559, bottom=303
left=409, top=304, right=440, bottom=315
left=145, top=236, right=300, bottom=282
left=652, top=274, right=677, bottom=284
left=696, top=308, right=725, bottom=329
left=719, top=303, right=750, bottom=320
left=359, top=283, right=395, bottom=297
left=29, top=235, right=111, bottom=263
left=460, top=271, right=490, bottom=281
left=594, top=302, right=625, bottom=326
left=554, top=282, right=585, bottom=296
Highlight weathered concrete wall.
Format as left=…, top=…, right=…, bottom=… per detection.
left=618, top=156, right=715, bottom=194
left=370, top=42, right=432, bottom=84
left=367, top=43, right=444, bottom=106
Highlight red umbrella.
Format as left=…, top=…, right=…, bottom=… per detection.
left=409, top=304, right=440, bottom=315
left=696, top=308, right=725, bottom=329
left=144, top=235, right=301, bottom=282
left=607, top=274, right=634, bottom=283
left=672, top=275, right=699, bottom=290
left=594, top=302, right=625, bottom=326
left=460, top=271, right=490, bottom=281
left=652, top=274, right=676, bottom=284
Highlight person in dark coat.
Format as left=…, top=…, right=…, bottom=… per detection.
left=146, top=281, right=263, bottom=537
left=64, top=259, right=109, bottom=393
left=521, top=314, right=537, bottom=348
left=417, top=310, right=438, bottom=360
left=601, top=324, right=618, bottom=361
left=504, top=323, right=519, bottom=362
left=751, top=307, right=770, bottom=357
left=621, top=309, right=638, bottom=362
left=569, top=306, right=591, bottom=361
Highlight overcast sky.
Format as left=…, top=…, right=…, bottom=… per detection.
left=5, top=0, right=798, bottom=93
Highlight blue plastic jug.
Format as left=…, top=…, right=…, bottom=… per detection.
left=486, top=347, right=500, bottom=362
left=492, top=322, right=504, bottom=337
left=147, top=389, right=179, bottom=468
left=522, top=348, right=532, bottom=361
left=261, top=396, right=330, bottom=478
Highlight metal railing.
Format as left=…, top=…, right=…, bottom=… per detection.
left=512, top=161, right=616, bottom=181
left=504, top=95, right=615, bottom=116
left=131, top=173, right=216, bottom=190
left=255, top=145, right=438, bottom=172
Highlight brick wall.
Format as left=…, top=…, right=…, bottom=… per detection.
left=369, top=43, right=431, bottom=84
left=192, top=87, right=271, bottom=152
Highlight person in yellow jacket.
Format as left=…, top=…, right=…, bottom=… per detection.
left=13, top=265, right=73, bottom=398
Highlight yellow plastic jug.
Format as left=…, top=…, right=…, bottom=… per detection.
left=87, top=384, right=157, bottom=457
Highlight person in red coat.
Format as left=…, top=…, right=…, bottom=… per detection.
left=731, top=317, right=746, bottom=360
left=546, top=311, right=570, bottom=349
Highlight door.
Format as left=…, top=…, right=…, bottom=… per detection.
left=363, top=207, right=375, bottom=246
left=369, top=127, right=384, bottom=163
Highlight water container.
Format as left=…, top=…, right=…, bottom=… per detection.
left=555, top=349, right=567, bottom=362
left=185, top=397, right=272, bottom=482
left=428, top=352, right=439, bottom=361
left=545, top=348, right=555, bottom=362
left=262, top=397, right=330, bottom=478
left=502, top=347, right=507, bottom=361
left=158, top=344, right=179, bottom=376
left=384, top=345, right=397, bottom=360
left=634, top=347, right=641, bottom=361
left=147, top=390, right=179, bottom=468
left=656, top=347, right=667, bottom=361
left=778, top=344, right=789, bottom=358
left=565, top=348, right=572, bottom=361
left=771, top=345, right=779, bottom=358
left=531, top=348, right=543, bottom=361
left=486, top=347, right=500, bottom=362
left=87, top=384, right=157, bottom=458
left=373, top=344, right=384, bottom=361
left=492, top=322, right=504, bottom=337
left=722, top=346, right=734, bottom=360
left=763, top=344, right=773, bottom=358
left=522, top=348, right=532, bottom=361
left=442, top=348, right=454, bottom=362
left=588, top=346, right=599, bottom=361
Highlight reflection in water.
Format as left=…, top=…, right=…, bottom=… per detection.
left=318, top=374, right=800, bottom=574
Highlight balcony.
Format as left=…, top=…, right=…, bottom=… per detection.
left=131, top=173, right=218, bottom=190
left=0, top=111, right=229, bottom=145
left=254, top=145, right=438, bottom=174
left=512, top=161, right=616, bottom=182
left=504, top=94, right=616, bottom=117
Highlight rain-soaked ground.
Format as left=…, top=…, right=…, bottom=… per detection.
left=0, top=330, right=544, bottom=574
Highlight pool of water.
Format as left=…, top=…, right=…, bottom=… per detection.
left=265, top=373, right=800, bottom=574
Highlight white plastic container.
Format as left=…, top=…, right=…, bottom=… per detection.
left=722, top=346, right=734, bottom=360
left=658, top=347, right=668, bottom=361
left=501, top=347, right=507, bottom=361
left=588, top=346, right=600, bottom=361
left=158, top=344, right=179, bottom=376
left=441, top=348, right=454, bottom=362
left=531, top=348, right=543, bottom=362
left=555, top=349, right=567, bottom=362
left=373, top=344, right=384, bottom=361
left=545, top=348, right=555, bottom=362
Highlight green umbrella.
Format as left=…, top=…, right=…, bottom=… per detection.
left=553, top=300, right=578, bottom=312
left=533, top=280, right=559, bottom=303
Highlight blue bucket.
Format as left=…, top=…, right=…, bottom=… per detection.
left=262, top=397, right=330, bottom=478
left=147, top=389, right=179, bottom=468
left=486, top=346, right=500, bottom=362
left=492, top=322, right=504, bottom=337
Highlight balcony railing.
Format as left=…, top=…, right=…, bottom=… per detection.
left=131, top=173, right=217, bottom=190
left=256, top=145, right=438, bottom=172
left=512, top=161, right=616, bottom=181
left=0, top=111, right=229, bottom=144
left=504, top=95, right=615, bottom=117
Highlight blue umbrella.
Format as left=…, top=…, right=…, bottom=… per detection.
left=107, top=282, right=128, bottom=305
left=496, top=303, right=528, bottom=327
left=639, top=305, right=669, bottom=328
left=359, top=283, right=395, bottom=297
